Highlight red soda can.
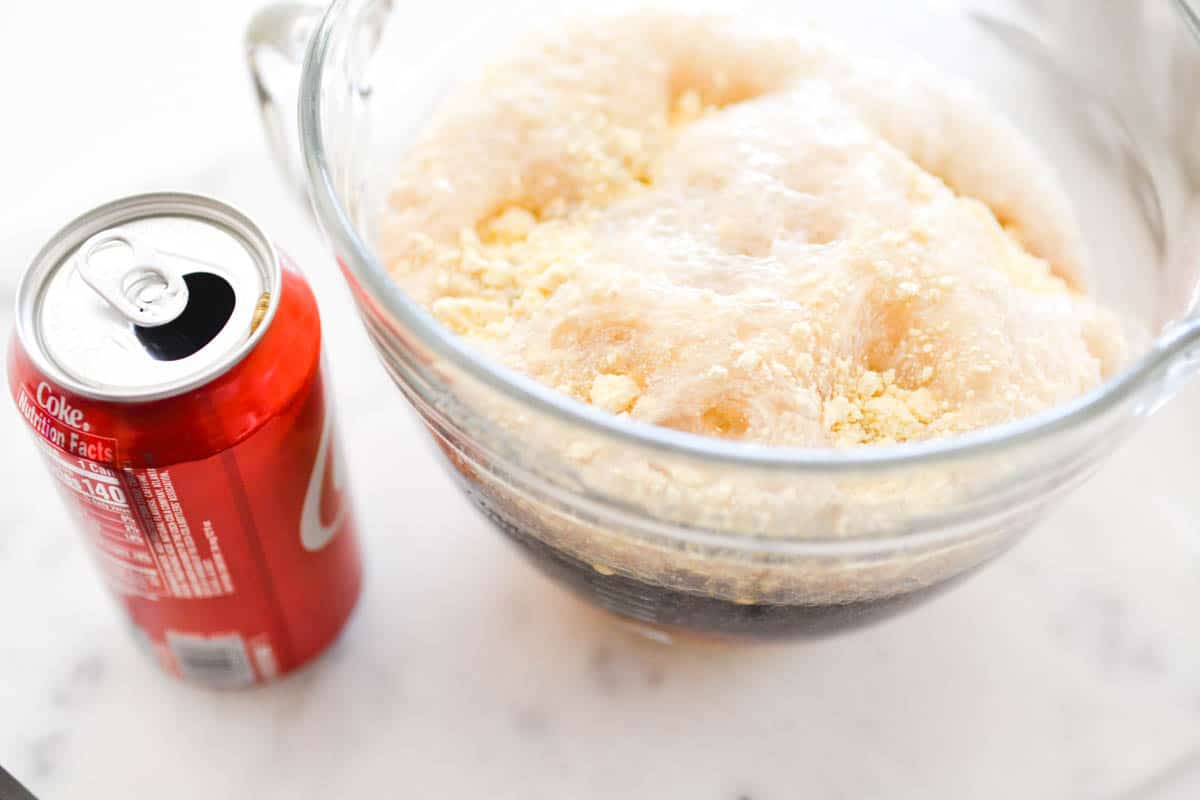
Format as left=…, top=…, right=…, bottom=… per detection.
left=8, top=192, right=362, bottom=688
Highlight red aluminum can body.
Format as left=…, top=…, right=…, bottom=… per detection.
left=9, top=232, right=362, bottom=687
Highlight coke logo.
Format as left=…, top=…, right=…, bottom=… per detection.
left=300, top=374, right=348, bottom=552
left=37, top=382, right=90, bottom=431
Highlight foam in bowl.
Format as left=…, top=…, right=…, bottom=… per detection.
left=378, top=11, right=1127, bottom=448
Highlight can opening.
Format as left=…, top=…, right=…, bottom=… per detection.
left=134, top=272, right=236, bottom=361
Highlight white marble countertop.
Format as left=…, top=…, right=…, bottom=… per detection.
left=3, top=2, right=1200, bottom=798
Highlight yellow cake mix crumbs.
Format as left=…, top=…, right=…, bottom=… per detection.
left=589, top=373, right=642, bottom=414
left=378, top=12, right=1126, bottom=448
left=822, top=370, right=943, bottom=446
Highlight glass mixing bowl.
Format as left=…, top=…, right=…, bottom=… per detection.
left=247, top=0, right=1200, bottom=639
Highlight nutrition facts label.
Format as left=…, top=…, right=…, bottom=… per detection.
left=36, top=435, right=235, bottom=602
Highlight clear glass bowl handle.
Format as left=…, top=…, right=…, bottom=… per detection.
left=245, top=3, right=323, bottom=206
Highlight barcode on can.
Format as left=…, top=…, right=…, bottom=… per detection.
left=166, top=631, right=255, bottom=688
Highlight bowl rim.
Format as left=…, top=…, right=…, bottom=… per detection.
left=299, top=0, right=1200, bottom=479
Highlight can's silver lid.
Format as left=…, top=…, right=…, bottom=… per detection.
left=16, top=193, right=281, bottom=402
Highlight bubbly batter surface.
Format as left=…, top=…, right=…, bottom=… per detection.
left=379, top=13, right=1125, bottom=447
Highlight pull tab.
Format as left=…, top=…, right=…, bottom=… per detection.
left=76, top=228, right=190, bottom=328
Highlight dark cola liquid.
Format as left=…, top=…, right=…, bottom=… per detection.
left=502, top=523, right=967, bottom=639
left=446, top=461, right=967, bottom=639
